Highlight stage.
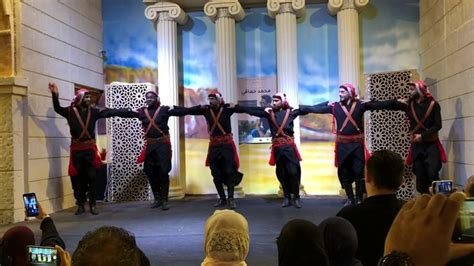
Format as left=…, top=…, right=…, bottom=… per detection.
left=0, top=196, right=345, bottom=265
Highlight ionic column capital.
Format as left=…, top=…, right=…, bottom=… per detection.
left=204, top=0, right=245, bottom=22
left=328, top=0, right=369, bottom=16
left=267, top=0, right=305, bottom=18
left=144, top=1, right=187, bottom=24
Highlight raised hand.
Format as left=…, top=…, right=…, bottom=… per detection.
left=48, top=82, right=59, bottom=95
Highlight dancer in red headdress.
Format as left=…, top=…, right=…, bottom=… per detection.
left=130, top=90, right=190, bottom=211
left=48, top=82, right=136, bottom=215
left=185, top=91, right=243, bottom=209
left=300, top=83, right=400, bottom=205
left=235, top=93, right=314, bottom=208
left=395, top=80, right=446, bottom=194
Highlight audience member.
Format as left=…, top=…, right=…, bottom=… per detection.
left=463, top=175, right=474, bottom=197
left=202, top=210, right=249, bottom=266
left=337, top=150, right=405, bottom=266
left=382, top=192, right=474, bottom=266
left=72, top=226, right=149, bottom=266
left=0, top=202, right=65, bottom=266
left=277, top=219, right=329, bottom=266
left=319, top=217, right=362, bottom=266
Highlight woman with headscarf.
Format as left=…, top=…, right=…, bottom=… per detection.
left=277, top=219, right=329, bottom=266
left=202, top=210, right=249, bottom=266
left=319, top=216, right=362, bottom=266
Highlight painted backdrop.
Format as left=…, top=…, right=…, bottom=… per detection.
left=102, top=0, right=419, bottom=195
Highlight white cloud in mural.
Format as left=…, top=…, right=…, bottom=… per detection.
left=182, top=34, right=217, bottom=89
left=363, top=24, right=420, bottom=73
left=298, top=56, right=339, bottom=104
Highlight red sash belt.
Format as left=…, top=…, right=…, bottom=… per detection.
left=206, top=134, right=240, bottom=169
left=334, top=133, right=370, bottom=167
left=68, top=140, right=102, bottom=176
left=136, top=135, right=171, bottom=164
left=406, top=134, right=447, bottom=165
left=269, top=136, right=302, bottom=166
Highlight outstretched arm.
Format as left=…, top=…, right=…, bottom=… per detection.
left=49, top=82, right=69, bottom=118
left=299, top=101, right=332, bottom=114
left=98, top=108, right=138, bottom=118
left=182, top=105, right=206, bottom=116
left=233, top=105, right=268, bottom=118
left=169, top=105, right=204, bottom=116
left=363, top=99, right=403, bottom=111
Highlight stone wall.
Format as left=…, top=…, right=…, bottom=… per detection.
left=17, top=0, right=104, bottom=221
left=420, top=0, right=474, bottom=185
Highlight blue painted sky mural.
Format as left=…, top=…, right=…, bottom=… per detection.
left=102, top=0, right=419, bottom=101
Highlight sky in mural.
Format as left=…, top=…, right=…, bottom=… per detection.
left=102, top=0, right=419, bottom=103
left=361, top=0, right=420, bottom=73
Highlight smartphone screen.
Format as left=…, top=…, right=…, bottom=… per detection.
left=27, top=245, right=58, bottom=265
left=23, top=193, right=39, bottom=217
left=432, top=180, right=453, bottom=195
left=457, top=198, right=474, bottom=243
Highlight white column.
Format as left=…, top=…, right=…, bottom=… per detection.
left=267, top=0, right=305, bottom=148
left=204, top=1, right=245, bottom=197
left=144, top=1, right=187, bottom=199
left=328, top=0, right=369, bottom=87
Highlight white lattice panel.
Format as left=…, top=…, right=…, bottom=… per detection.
left=105, top=82, right=154, bottom=201
left=365, top=70, right=416, bottom=200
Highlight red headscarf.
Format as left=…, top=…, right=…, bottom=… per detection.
left=409, top=80, right=433, bottom=100
left=71, top=89, right=91, bottom=107
left=273, top=92, right=290, bottom=109
left=208, top=90, right=224, bottom=105
left=339, top=83, right=358, bottom=100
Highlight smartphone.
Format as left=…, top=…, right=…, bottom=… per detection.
left=27, top=245, right=58, bottom=265
left=23, top=193, right=39, bottom=217
left=432, top=180, right=453, bottom=195
left=456, top=198, right=474, bottom=243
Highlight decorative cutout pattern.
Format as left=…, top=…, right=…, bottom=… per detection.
left=365, top=70, right=415, bottom=200
left=105, top=82, right=153, bottom=201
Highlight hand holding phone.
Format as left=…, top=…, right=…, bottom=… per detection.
left=27, top=245, right=58, bottom=265
left=23, top=193, right=39, bottom=217
left=432, top=180, right=454, bottom=195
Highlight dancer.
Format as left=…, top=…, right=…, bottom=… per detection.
left=235, top=93, right=313, bottom=208
left=186, top=91, right=243, bottom=209
left=49, top=82, right=135, bottom=215
left=301, top=83, right=399, bottom=205
left=132, top=91, right=190, bottom=210
left=396, top=80, right=446, bottom=194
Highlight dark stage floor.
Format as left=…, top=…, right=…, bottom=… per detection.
left=0, top=196, right=345, bottom=266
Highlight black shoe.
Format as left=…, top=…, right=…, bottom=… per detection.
left=293, top=198, right=302, bottom=209
left=356, top=198, right=363, bottom=204
left=89, top=205, right=99, bottom=215
left=161, top=201, right=170, bottom=211
left=281, top=198, right=291, bottom=208
left=75, top=205, right=85, bottom=215
left=228, top=198, right=236, bottom=209
left=151, top=200, right=162, bottom=209
left=213, top=199, right=227, bottom=207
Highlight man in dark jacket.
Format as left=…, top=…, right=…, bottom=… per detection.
left=300, top=83, right=399, bottom=205
left=186, top=91, right=243, bottom=209
left=396, top=80, right=446, bottom=194
left=49, top=83, right=135, bottom=215
left=131, top=91, right=189, bottom=210
left=337, top=150, right=405, bottom=266
left=235, top=93, right=312, bottom=208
